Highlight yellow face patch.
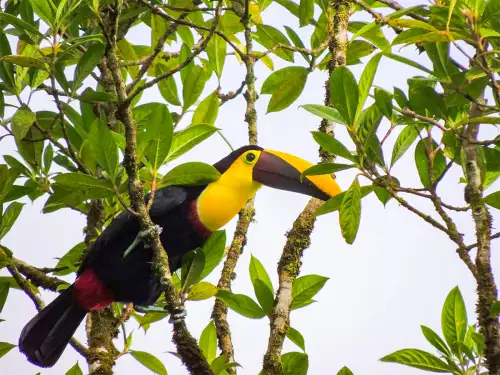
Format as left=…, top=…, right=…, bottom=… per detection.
left=197, top=150, right=263, bottom=231
left=265, top=150, right=342, bottom=198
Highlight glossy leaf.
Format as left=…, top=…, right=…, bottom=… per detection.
left=0, top=342, right=15, bottom=359
left=330, top=67, right=359, bottom=126
left=299, top=0, right=313, bottom=27
left=216, top=290, right=266, bottom=319
left=54, top=242, right=86, bottom=276
left=301, top=104, right=347, bottom=125
left=11, top=108, right=36, bottom=142
left=421, top=325, right=451, bottom=356
left=249, top=254, right=273, bottom=293
left=74, top=43, right=105, bottom=92
left=130, top=351, right=168, bottom=375
left=414, top=139, right=447, bottom=189
left=29, top=0, right=54, bottom=26
left=162, top=162, right=220, bottom=187
left=79, top=90, right=117, bottom=103
left=0, top=202, right=24, bottom=240
left=254, top=25, right=294, bottom=62
left=65, top=362, right=83, bottom=375
left=199, top=321, right=217, bottom=363
left=88, top=119, right=119, bottom=179
left=302, top=163, right=354, bottom=177
left=0, top=55, right=47, bottom=70
left=316, top=186, right=373, bottom=216
left=182, top=65, right=207, bottom=110
left=311, top=132, right=356, bottom=162
left=485, top=191, right=500, bottom=209
left=374, top=88, right=393, bottom=120
left=166, top=125, right=218, bottom=162
left=187, top=282, right=218, bottom=301
left=380, top=349, right=452, bottom=372
left=261, top=67, right=309, bottom=113
left=142, top=105, right=173, bottom=171
left=287, top=327, right=306, bottom=352
left=441, top=286, right=467, bottom=353
left=0, top=13, right=43, bottom=38
left=192, top=91, right=219, bottom=126
left=339, top=178, right=362, bottom=244
left=292, top=275, right=329, bottom=309
left=181, top=249, right=206, bottom=291
left=156, top=65, right=181, bottom=106
left=253, top=278, right=274, bottom=315
left=53, top=173, right=115, bottom=196
left=282, top=352, right=308, bottom=375
left=0, top=281, right=9, bottom=313
left=337, top=367, right=354, bottom=375
left=199, top=231, right=226, bottom=280
left=356, top=53, right=382, bottom=121
left=391, top=125, right=422, bottom=166
left=284, top=26, right=310, bottom=63
left=207, top=35, right=226, bottom=78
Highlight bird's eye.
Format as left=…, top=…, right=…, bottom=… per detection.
left=245, top=152, right=256, bottom=163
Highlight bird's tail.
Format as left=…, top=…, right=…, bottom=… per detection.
left=19, top=285, right=87, bottom=368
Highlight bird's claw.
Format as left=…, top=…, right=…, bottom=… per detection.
left=168, top=307, right=187, bottom=324
left=123, top=224, right=163, bottom=258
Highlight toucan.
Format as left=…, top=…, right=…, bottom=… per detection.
left=18, top=145, right=342, bottom=368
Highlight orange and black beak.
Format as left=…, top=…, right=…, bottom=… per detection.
left=253, top=150, right=342, bottom=201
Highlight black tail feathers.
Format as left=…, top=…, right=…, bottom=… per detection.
left=19, top=285, right=87, bottom=368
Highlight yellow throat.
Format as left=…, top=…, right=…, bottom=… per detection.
left=197, top=155, right=262, bottom=231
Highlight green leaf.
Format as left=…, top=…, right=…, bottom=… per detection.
left=79, top=90, right=118, bottom=103
left=182, top=65, right=207, bottom=110
left=65, top=362, right=83, bottom=375
left=249, top=254, right=273, bottom=293
left=374, top=88, right=393, bottom=120
left=287, top=327, right=306, bottom=352
left=0, top=202, right=24, bottom=240
left=192, top=91, right=219, bottom=126
left=339, top=178, right=362, bottom=244
left=54, top=242, right=86, bottom=276
left=142, top=105, right=173, bottom=171
left=356, top=53, right=382, bottom=121
left=0, top=13, right=44, bottom=38
left=43, top=144, right=53, bottom=173
left=207, top=35, right=226, bottom=78
left=346, top=40, right=376, bottom=65
left=0, top=246, right=13, bottom=270
left=391, top=125, right=422, bottom=166
left=382, top=52, right=433, bottom=75
left=0, top=281, right=9, bottom=313
left=349, top=21, right=391, bottom=51
left=284, top=26, right=310, bottom=63
left=441, top=286, right=467, bottom=353
left=299, top=0, right=313, bottom=27
left=412, top=86, right=447, bottom=119
left=254, top=24, right=294, bottom=62
left=29, top=0, right=55, bottom=26
left=330, top=67, right=359, bottom=126
left=181, top=249, right=205, bottom=291
left=282, top=352, right=308, bottom=375
left=300, top=104, right=347, bottom=125
left=199, top=231, right=226, bottom=280
left=0, top=32, right=15, bottom=91
left=88, top=119, right=119, bottom=179
left=253, top=278, right=274, bottom=315
left=302, top=163, right=354, bottom=177
left=162, top=162, right=220, bottom=187
left=74, top=43, right=105, bottom=92
left=187, top=282, right=218, bottom=301
left=337, top=366, right=354, bottom=375
left=210, top=355, right=241, bottom=375
left=11, top=108, right=36, bottom=141
left=485, top=191, right=500, bottom=209
left=0, top=342, right=16, bottom=359
left=166, top=125, right=218, bottom=162
left=421, top=325, right=451, bottom=356
left=311, top=132, right=356, bottom=162
left=380, top=349, right=453, bottom=372
left=216, top=290, right=266, bottom=319
left=292, top=275, right=329, bottom=309
left=53, top=173, right=115, bottom=195
left=199, top=321, right=217, bottom=363
left=0, top=55, right=47, bottom=70
left=130, top=351, right=168, bottom=375
left=156, top=65, right=181, bottom=106
left=414, top=139, right=447, bottom=189
left=261, top=67, right=309, bottom=113
left=316, top=186, right=373, bottom=216
left=358, top=104, right=384, bottom=166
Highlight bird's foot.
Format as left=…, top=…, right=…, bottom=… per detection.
left=123, top=224, right=163, bottom=258
left=140, top=224, right=163, bottom=249
left=134, top=304, right=168, bottom=314
left=168, top=306, right=187, bottom=324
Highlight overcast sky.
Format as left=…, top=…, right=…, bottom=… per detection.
left=2, top=1, right=500, bottom=375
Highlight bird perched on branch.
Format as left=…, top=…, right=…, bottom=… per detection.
left=19, top=145, right=341, bottom=368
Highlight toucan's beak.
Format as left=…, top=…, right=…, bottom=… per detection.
left=253, top=150, right=342, bottom=201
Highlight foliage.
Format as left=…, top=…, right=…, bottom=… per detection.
left=0, top=0, right=499, bottom=374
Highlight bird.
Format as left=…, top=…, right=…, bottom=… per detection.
left=18, top=145, right=342, bottom=368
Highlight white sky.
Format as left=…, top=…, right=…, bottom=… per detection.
left=1, top=1, right=500, bottom=374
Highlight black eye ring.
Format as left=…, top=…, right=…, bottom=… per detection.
left=246, top=153, right=256, bottom=162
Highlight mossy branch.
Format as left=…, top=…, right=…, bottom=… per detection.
left=211, top=1, right=258, bottom=370
left=261, top=1, right=351, bottom=374
left=101, top=3, right=215, bottom=374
